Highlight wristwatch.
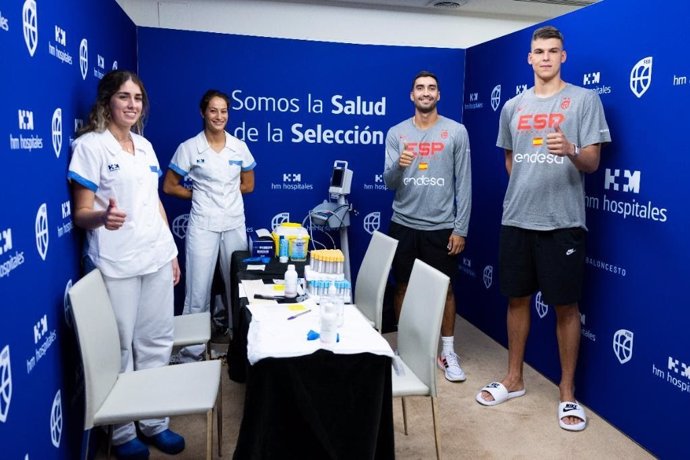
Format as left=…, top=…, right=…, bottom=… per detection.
left=571, top=144, right=581, bottom=158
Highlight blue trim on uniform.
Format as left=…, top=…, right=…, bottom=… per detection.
left=241, top=161, right=257, bottom=172
left=229, top=160, right=242, bottom=166
left=169, top=163, right=188, bottom=177
left=149, top=165, right=162, bottom=178
left=67, top=171, right=98, bottom=192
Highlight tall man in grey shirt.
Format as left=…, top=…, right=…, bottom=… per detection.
left=476, top=26, right=611, bottom=432
left=384, top=71, right=472, bottom=382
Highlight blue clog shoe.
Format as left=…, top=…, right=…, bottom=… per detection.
left=142, top=428, right=185, bottom=455
left=112, top=437, right=150, bottom=460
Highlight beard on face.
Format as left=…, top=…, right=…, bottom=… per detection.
left=415, top=99, right=437, bottom=114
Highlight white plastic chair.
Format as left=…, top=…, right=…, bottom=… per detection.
left=354, top=230, right=398, bottom=331
left=391, top=259, right=449, bottom=460
left=68, top=269, right=222, bottom=460
left=173, top=311, right=212, bottom=360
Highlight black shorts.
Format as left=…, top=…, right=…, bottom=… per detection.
left=499, top=225, right=586, bottom=305
left=388, top=221, right=457, bottom=284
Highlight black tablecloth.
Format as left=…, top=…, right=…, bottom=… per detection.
left=233, top=350, right=394, bottom=460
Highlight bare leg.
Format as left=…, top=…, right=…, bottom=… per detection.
left=440, top=285, right=455, bottom=337
left=555, top=303, right=583, bottom=426
left=393, top=282, right=407, bottom=323
left=481, top=295, right=531, bottom=402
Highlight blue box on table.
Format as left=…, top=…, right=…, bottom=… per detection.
left=249, top=228, right=275, bottom=258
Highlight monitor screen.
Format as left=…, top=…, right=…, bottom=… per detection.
left=330, top=167, right=344, bottom=187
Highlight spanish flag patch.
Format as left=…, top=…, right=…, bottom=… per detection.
left=532, top=137, right=543, bottom=146
left=418, top=162, right=428, bottom=170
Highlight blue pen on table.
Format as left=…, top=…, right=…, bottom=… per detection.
left=287, top=309, right=311, bottom=320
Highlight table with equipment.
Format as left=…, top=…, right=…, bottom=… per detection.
left=227, top=251, right=395, bottom=459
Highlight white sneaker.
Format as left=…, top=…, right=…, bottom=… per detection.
left=437, top=351, right=466, bottom=382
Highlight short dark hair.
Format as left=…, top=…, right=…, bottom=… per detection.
left=199, top=89, right=230, bottom=113
left=412, top=70, right=439, bottom=90
left=532, top=25, right=564, bottom=45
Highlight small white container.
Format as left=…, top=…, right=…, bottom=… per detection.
left=284, top=264, right=298, bottom=298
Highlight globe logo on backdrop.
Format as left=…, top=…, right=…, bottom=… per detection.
left=535, top=291, right=548, bottom=319
left=63, top=279, right=73, bottom=328
left=50, top=390, right=63, bottom=447
left=22, top=0, right=38, bottom=57
left=482, top=265, right=493, bottom=289
left=271, top=212, right=290, bottom=231
left=630, top=56, right=652, bottom=98
left=79, top=38, right=88, bottom=80
left=52, top=108, right=63, bottom=158
left=490, top=84, right=501, bottom=112
left=0, top=345, right=12, bottom=423
left=362, top=212, right=380, bottom=234
left=171, top=214, right=189, bottom=240
left=35, top=203, right=49, bottom=261
left=613, top=329, right=634, bottom=364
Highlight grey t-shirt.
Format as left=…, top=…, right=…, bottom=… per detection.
left=383, top=115, right=472, bottom=236
left=497, top=84, right=611, bottom=231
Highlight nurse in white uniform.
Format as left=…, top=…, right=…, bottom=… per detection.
left=163, top=89, right=256, bottom=361
left=68, top=70, right=185, bottom=460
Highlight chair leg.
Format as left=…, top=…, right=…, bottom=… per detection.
left=217, top=379, right=223, bottom=456
left=82, top=430, right=91, bottom=460
left=401, top=397, right=409, bottom=436
left=431, top=396, right=441, bottom=460
left=206, top=408, right=213, bottom=460
left=106, top=425, right=113, bottom=460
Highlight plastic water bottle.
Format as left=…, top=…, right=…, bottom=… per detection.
left=328, top=281, right=344, bottom=328
left=279, top=235, right=288, bottom=263
left=320, top=300, right=337, bottom=344
left=284, top=264, right=298, bottom=298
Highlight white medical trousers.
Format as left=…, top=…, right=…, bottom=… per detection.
left=180, top=224, right=247, bottom=360
left=102, top=263, right=174, bottom=445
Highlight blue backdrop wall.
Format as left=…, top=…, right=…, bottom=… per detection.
left=461, top=0, right=688, bottom=457
left=137, top=27, right=465, bottom=310
left=0, top=0, right=136, bottom=458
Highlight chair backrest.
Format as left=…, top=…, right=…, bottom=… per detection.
left=354, top=231, right=398, bottom=331
left=68, top=269, right=122, bottom=429
left=397, top=259, right=449, bottom=397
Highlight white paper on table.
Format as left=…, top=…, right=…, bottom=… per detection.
left=247, top=297, right=317, bottom=322
left=255, top=228, right=272, bottom=238
left=241, top=279, right=285, bottom=300
left=246, top=264, right=266, bottom=271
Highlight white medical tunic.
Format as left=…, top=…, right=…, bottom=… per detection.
left=169, top=131, right=256, bottom=231
left=68, top=130, right=178, bottom=278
